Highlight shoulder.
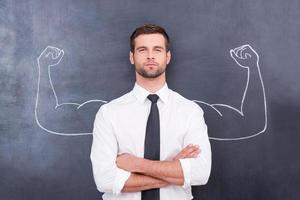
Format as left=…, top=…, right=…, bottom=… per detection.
left=96, top=90, right=135, bottom=116
left=168, top=89, right=205, bottom=122
left=169, top=89, right=204, bottom=115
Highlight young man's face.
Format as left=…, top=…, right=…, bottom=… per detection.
left=130, top=33, right=171, bottom=79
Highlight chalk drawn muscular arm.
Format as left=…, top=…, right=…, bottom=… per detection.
left=194, top=44, right=267, bottom=141
left=35, top=45, right=267, bottom=139
left=35, top=46, right=107, bottom=136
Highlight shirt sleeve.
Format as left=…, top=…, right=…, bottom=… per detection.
left=179, top=103, right=212, bottom=188
left=90, top=105, right=131, bottom=195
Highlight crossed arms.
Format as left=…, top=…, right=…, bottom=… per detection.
left=90, top=104, right=211, bottom=194
left=117, top=144, right=201, bottom=192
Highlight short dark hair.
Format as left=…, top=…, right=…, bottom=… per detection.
left=130, top=24, right=170, bottom=52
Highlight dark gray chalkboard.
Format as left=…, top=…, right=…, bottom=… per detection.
left=1, top=0, right=299, bottom=199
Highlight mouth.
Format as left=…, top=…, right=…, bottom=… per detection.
left=145, top=63, right=158, bottom=67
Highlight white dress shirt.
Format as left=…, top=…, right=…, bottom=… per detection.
left=90, top=82, right=211, bottom=200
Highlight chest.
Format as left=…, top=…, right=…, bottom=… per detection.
left=112, top=104, right=189, bottom=160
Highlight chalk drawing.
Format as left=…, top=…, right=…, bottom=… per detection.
left=35, top=46, right=107, bottom=136
left=193, top=44, right=267, bottom=141
left=35, top=44, right=267, bottom=140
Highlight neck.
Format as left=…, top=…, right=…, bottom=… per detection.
left=135, top=72, right=166, bottom=93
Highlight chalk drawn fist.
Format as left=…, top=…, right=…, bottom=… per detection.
left=230, top=44, right=259, bottom=68
left=37, top=46, right=64, bottom=67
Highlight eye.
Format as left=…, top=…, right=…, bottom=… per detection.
left=155, top=48, right=162, bottom=52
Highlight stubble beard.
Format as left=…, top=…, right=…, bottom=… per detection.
left=135, top=65, right=166, bottom=79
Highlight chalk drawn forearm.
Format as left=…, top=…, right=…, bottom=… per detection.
left=36, top=46, right=67, bottom=109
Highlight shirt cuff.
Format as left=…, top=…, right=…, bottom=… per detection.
left=179, top=158, right=191, bottom=189
left=112, top=167, right=131, bottom=195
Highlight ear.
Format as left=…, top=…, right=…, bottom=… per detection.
left=129, top=51, right=134, bottom=65
left=166, top=50, right=171, bottom=65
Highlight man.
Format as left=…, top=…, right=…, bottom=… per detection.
left=90, top=24, right=211, bottom=200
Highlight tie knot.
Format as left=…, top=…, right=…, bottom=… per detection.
left=147, top=94, right=159, bottom=103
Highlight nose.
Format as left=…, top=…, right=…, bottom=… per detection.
left=147, top=50, right=154, bottom=60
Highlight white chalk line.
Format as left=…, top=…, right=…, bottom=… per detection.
left=194, top=44, right=267, bottom=141
left=35, top=46, right=107, bottom=136
left=35, top=44, right=267, bottom=140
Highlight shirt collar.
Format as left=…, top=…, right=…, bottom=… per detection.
left=132, top=82, right=169, bottom=104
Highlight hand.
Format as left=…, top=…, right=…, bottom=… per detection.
left=116, top=153, right=140, bottom=172
left=173, top=144, right=201, bottom=160
left=230, top=44, right=259, bottom=68
left=37, top=46, right=64, bottom=67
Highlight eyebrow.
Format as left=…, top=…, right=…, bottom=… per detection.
left=136, top=46, right=147, bottom=50
left=136, top=46, right=165, bottom=50
left=153, top=46, right=165, bottom=50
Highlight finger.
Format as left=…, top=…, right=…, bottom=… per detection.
left=233, top=46, right=243, bottom=56
left=232, top=46, right=242, bottom=58
left=230, top=49, right=240, bottom=63
left=53, top=47, right=63, bottom=59
left=190, top=151, right=200, bottom=158
left=233, top=45, right=249, bottom=58
left=188, top=152, right=199, bottom=158
left=47, top=50, right=64, bottom=68
left=176, top=144, right=198, bottom=159
left=236, top=48, right=242, bottom=58
left=182, top=144, right=196, bottom=152
left=187, top=148, right=201, bottom=157
left=184, top=144, right=199, bottom=152
left=232, top=46, right=241, bottom=54
left=238, top=47, right=247, bottom=58
left=183, top=150, right=201, bottom=159
left=182, top=145, right=199, bottom=156
left=47, top=47, right=63, bottom=59
left=45, top=47, right=57, bottom=58
left=54, top=49, right=64, bottom=62
left=185, top=151, right=199, bottom=158
left=178, top=146, right=193, bottom=158
left=241, top=47, right=254, bottom=59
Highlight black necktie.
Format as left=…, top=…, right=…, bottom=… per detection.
left=142, top=94, right=160, bottom=200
